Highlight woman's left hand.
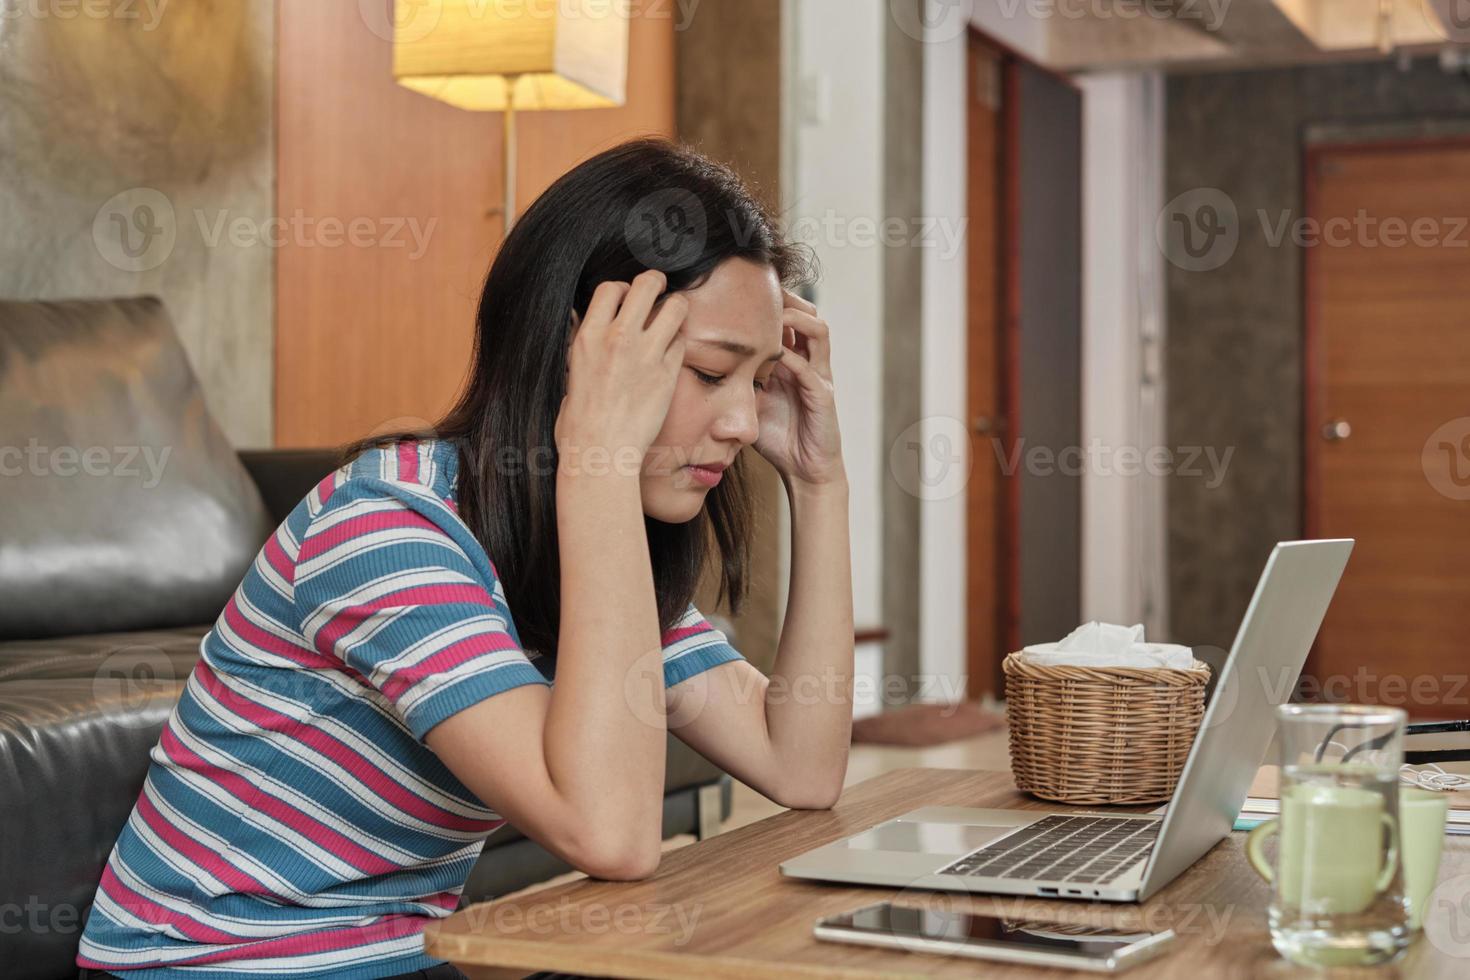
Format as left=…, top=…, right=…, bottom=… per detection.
left=753, top=290, right=845, bottom=488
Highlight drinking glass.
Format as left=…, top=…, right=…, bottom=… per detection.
left=1246, top=704, right=1409, bottom=967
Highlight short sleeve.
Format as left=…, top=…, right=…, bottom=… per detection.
left=660, top=605, right=746, bottom=687
left=293, top=477, right=549, bottom=741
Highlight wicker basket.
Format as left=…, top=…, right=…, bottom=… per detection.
left=1002, top=652, right=1211, bottom=805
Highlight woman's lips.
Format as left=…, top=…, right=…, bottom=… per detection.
left=685, top=464, right=724, bottom=488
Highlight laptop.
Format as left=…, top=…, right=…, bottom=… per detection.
left=781, top=539, right=1354, bottom=903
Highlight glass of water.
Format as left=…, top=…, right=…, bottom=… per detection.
left=1246, top=704, right=1409, bottom=967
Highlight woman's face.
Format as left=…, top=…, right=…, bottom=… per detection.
left=640, top=257, right=785, bottom=522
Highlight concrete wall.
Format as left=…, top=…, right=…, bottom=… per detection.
left=1164, top=57, right=1470, bottom=647
left=0, top=0, right=274, bottom=448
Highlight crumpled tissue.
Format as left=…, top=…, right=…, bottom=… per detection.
left=1020, top=621, right=1196, bottom=669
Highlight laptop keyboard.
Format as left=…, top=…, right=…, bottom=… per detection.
left=937, top=815, right=1160, bottom=885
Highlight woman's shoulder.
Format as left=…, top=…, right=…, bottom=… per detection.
left=344, top=436, right=459, bottom=500
left=284, top=436, right=464, bottom=540
left=293, top=437, right=488, bottom=575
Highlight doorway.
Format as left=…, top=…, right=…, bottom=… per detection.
left=1303, top=135, right=1470, bottom=720
left=965, top=31, right=1082, bottom=700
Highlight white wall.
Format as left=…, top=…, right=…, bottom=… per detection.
left=918, top=10, right=1170, bottom=697
left=781, top=4, right=1171, bottom=707
left=785, top=0, right=888, bottom=714
left=914, top=1, right=1052, bottom=693
left=1077, top=71, right=1168, bottom=636
left=918, top=12, right=969, bottom=689
left=971, top=0, right=1049, bottom=60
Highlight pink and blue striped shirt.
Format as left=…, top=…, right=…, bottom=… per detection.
left=77, top=437, right=743, bottom=979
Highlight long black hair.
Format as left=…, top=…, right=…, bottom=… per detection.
left=344, top=137, right=813, bottom=657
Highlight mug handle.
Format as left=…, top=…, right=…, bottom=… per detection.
left=1375, top=813, right=1399, bottom=892
left=1246, top=819, right=1278, bottom=883
left=1245, top=815, right=1399, bottom=890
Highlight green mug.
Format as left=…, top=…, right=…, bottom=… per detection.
left=1400, top=787, right=1450, bottom=930
left=1246, top=783, right=1398, bottom=916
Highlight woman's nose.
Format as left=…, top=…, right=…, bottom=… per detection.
left=715, top=388, right=761, bottom=445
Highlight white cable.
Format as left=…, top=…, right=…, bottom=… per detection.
left=1400, top=763, right=1470, bottom=792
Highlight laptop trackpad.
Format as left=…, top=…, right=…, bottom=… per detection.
left=843, top=820, right=1012, bottom=855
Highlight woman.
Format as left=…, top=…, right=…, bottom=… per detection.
left=77, top=137, right=854, bottom=980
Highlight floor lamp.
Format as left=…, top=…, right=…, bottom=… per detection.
left=391, top=0, right=630, bottom=230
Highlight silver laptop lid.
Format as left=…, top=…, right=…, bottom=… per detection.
left=1137, top=539, right=1353, bottom=900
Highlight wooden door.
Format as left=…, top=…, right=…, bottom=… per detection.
left=965, top=34, right=1004, bottom=699
left=965, top=36, right=1083, bottom=700
left=1304, top=137, right=1470, bottom=720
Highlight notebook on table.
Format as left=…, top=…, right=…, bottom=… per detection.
left=1240, top=765, right=1470, bottom=835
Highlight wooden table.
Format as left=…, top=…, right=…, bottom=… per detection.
left=425, top=768, right=1470, bottom=978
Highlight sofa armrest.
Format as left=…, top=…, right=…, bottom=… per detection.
left=238, top=449, right=343, bottom=525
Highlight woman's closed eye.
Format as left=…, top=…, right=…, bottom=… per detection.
left=692, top=368, right=767, bottom=391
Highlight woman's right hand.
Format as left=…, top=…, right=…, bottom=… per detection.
left=555, top=269, right=688, bottom=468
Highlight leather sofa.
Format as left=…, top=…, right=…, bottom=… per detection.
left=0, top=296, right=733, bottom=980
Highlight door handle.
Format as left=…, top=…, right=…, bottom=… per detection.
left=1322, top=419, right=1352, bottom=442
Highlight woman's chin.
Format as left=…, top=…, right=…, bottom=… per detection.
left=641, top=488, right=708, bottom=524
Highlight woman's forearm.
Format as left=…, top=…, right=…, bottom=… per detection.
left=545, top=466, right=667, bottom=862
left=763, top=475, right=855, bottom=807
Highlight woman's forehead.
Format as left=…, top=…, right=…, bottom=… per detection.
left=679, top=259, right=783, bottom=350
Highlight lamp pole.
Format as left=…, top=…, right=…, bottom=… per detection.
left=503, top=73, right=519, bottom=231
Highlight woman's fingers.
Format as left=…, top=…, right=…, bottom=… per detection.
left=775, top=344, right=832, bottom=398
left=781, top=289, right=832, bottom=381
left=613, top=269, right=669, bottom=335
left=646, top=292, right=690, bottom=354
left=782, top=308, right=833, bottom=383
left=583, top=280, right=632, bottom=334
left=782, top=288, right=818, bottom=317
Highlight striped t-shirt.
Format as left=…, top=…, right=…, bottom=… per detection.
left=77, top=437, right=744, bottom=979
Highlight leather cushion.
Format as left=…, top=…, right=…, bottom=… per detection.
left=0, top=296, right=272, bottom=640
left=0, top=626, right=207, bottom=684
left=0, top=677, right=185, bottom=980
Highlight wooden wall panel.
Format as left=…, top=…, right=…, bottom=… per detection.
left=275, top=1, right=674, bottom=447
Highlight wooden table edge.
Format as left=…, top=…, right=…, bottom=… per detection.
left=424, top=929, right=934, bottom=980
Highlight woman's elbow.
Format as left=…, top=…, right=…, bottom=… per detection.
left=770, top=775, right=844, bottom=811
left=770, top=754, right=847, bottom=810
left=566, top=830, right=662, bottom=881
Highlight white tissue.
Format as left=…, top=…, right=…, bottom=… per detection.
left=1020, top=621, right=1196, bottom=670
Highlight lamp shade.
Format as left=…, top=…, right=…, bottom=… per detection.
left=393, top=0, right=629, bottom=111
